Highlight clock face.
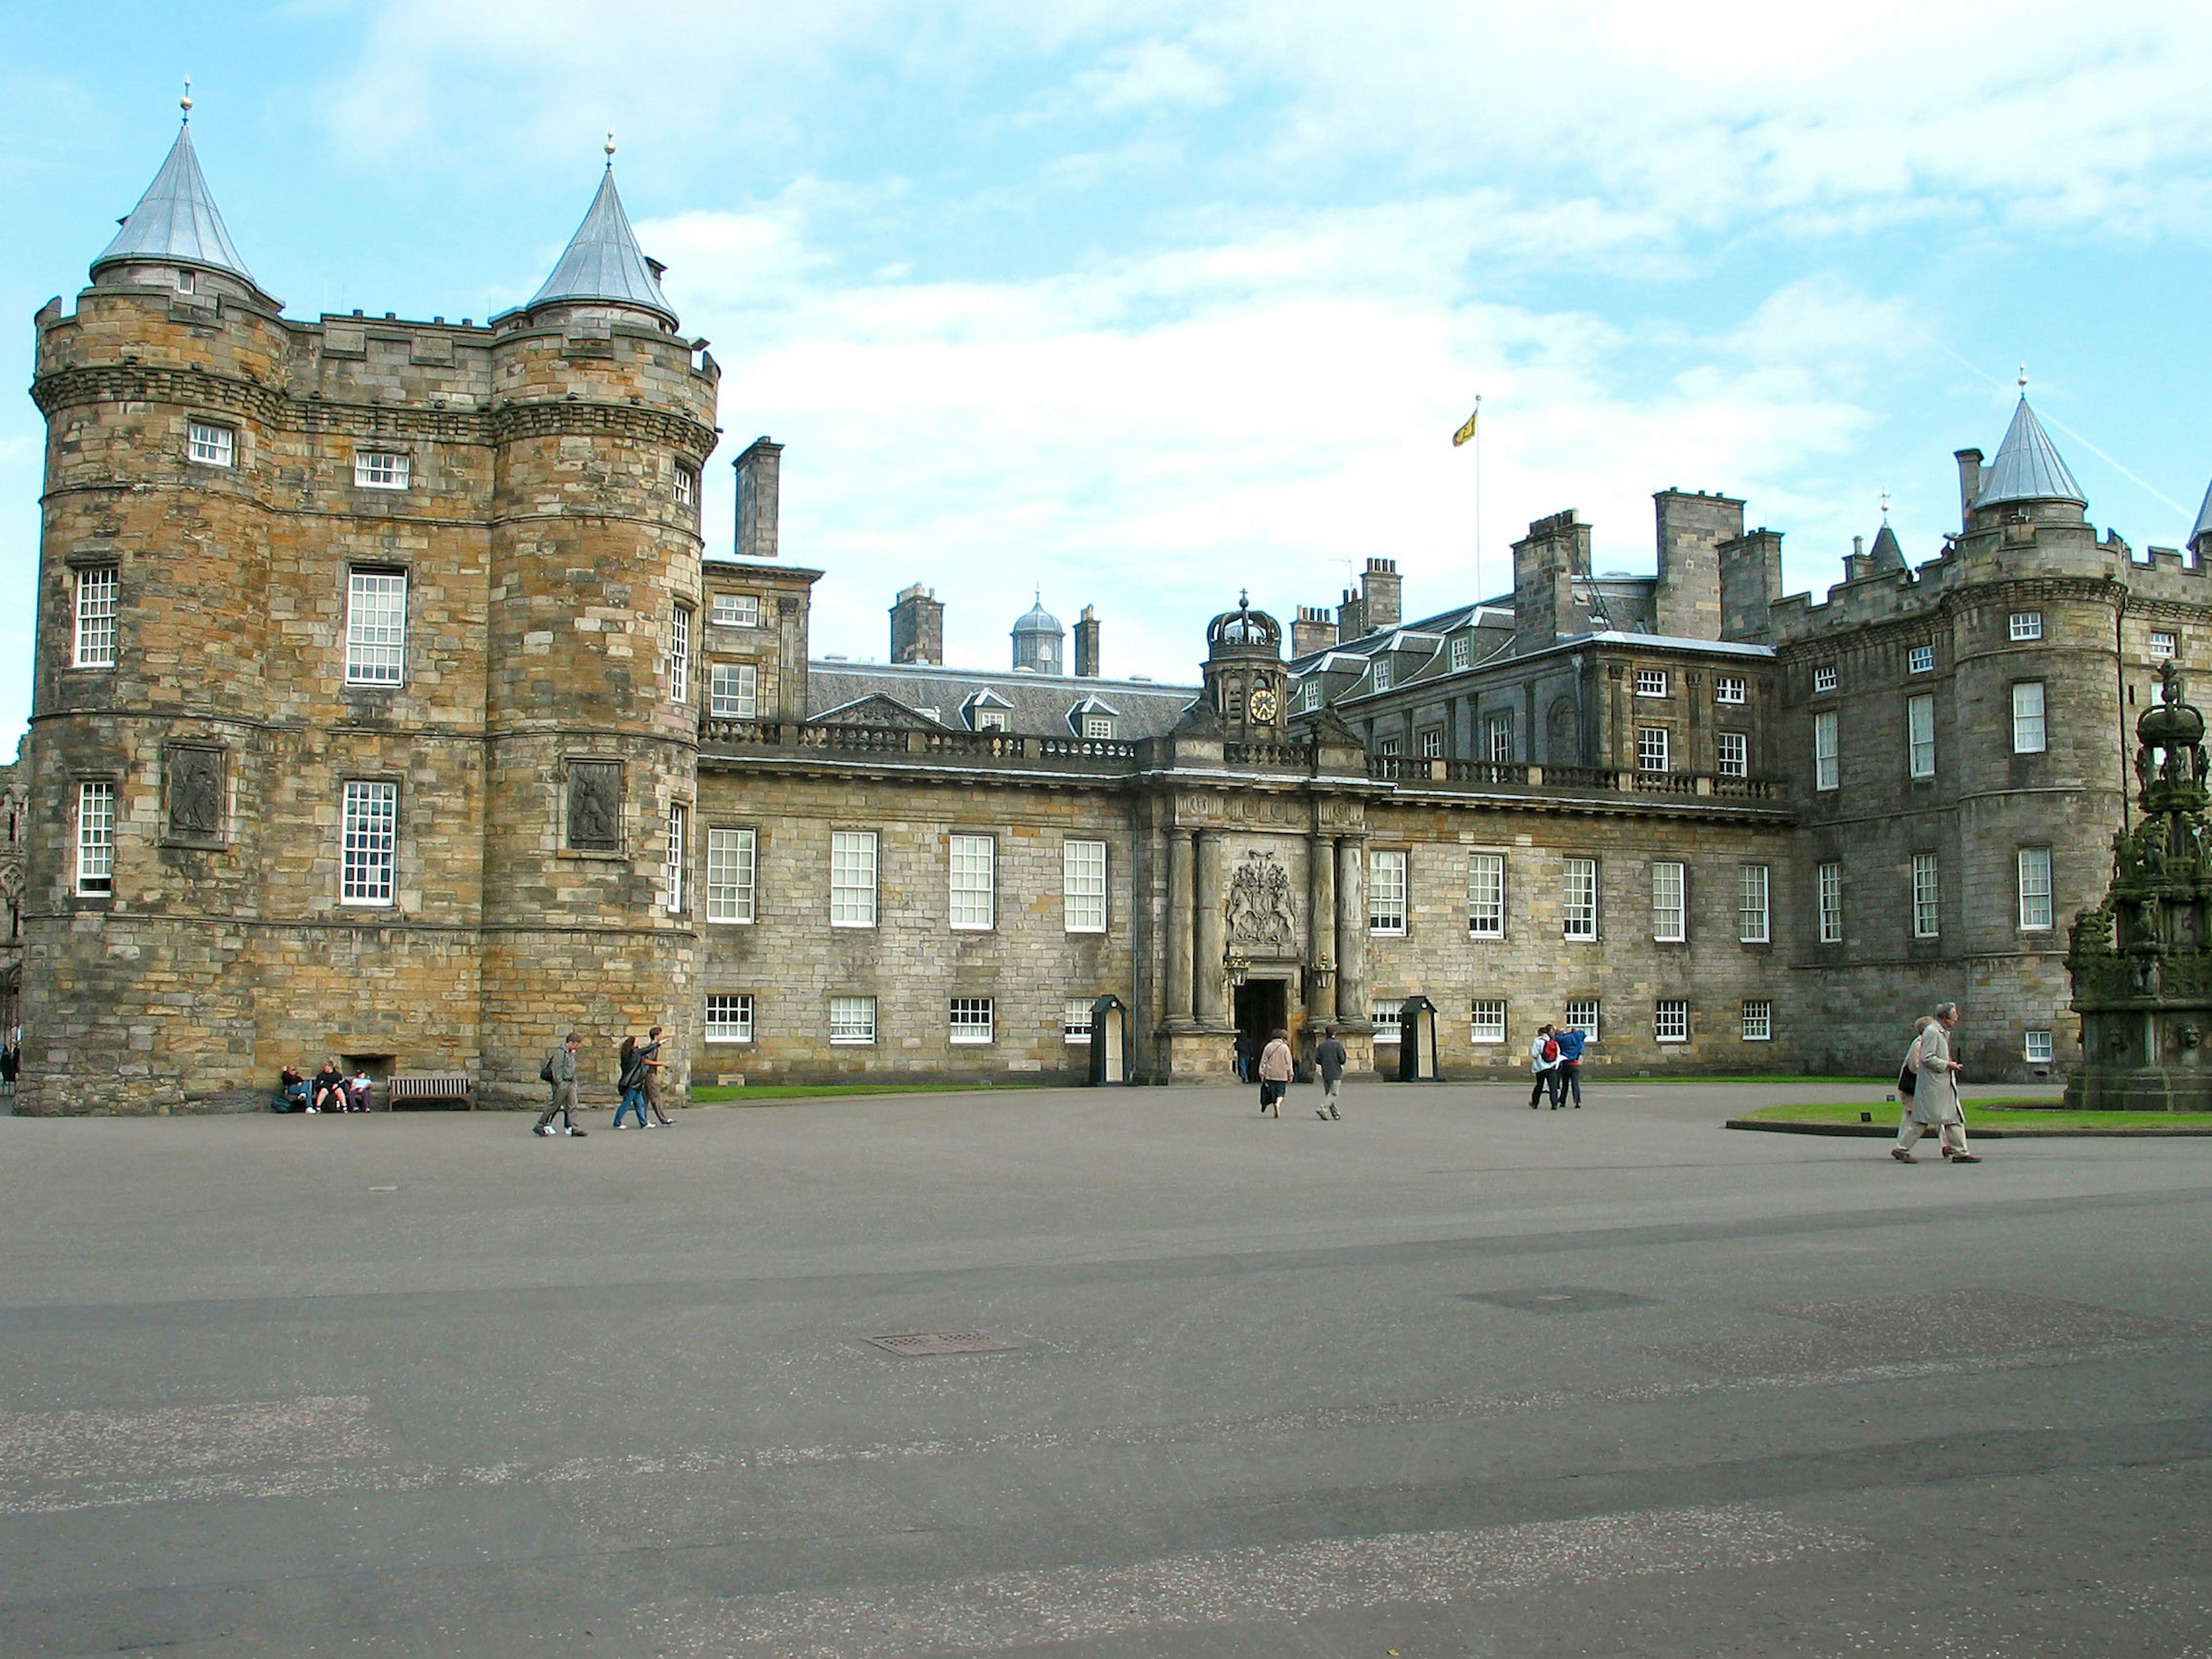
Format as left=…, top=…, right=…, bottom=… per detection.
left=1248, top=686, right=1278, bottom=722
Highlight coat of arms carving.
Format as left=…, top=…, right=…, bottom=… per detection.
left=1224, top=849, right=1297, bottom=953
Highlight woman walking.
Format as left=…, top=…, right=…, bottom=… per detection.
left=1527, top=1023, right=1560, bottom=1109
left=612, top=1035, right=651, bottom=1129
left=1894, top=1002, right=1979, bottom=1164
left=1256, top=1028, right=1294, bottom=1118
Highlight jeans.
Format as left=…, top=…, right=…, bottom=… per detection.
left=1558, top=1063, right=1582, bottom=1107
left=613, top=1088, right=649, bottom=1128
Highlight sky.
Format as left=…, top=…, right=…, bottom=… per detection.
left=3, top=2, right=2211, bottom=738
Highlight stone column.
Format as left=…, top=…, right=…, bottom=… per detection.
left=1195, top=831, right=1225, bottom=1024
left=1335, top=835, right=1367, bottom=1024
left=1165, top=829, right=1195, bottom=1025
left=1306, top=830, right=1336, bottom=1024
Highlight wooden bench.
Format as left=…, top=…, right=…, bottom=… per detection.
left=387, top=1074, right=472, bottom=1109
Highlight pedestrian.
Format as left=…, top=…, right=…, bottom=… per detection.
left=1552, top=1018, right=1587, bottom=1108
left=612, top=1035, right=649, bottom=1128
left=642, top=1024, right=673, bottom=1125
left=1527, top=1022, right=1560, bottom=1109
left=533, top=1032, right=587, bottom=1138
left=1233, top=1030, right=1255, bottom=1084
left=1893, top=1002, right=1979, bottom=1164
left=0, top=1041, right=18, bottom=1097
left=1256, top=1027, right=1294, bottom=1118
left=1313, top=1025, right=1347, bottom=1120
left=1893, top=1014, right=1935, bottom=1140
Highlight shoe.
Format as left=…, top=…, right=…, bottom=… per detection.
left=566, top=1126, right=586, bottom=1137
left=1329, top=1108, right=1340, bottom=1120
left=613, top=1122, right=628, bottom=1129
left=1891, top=1147, right=1917, bottom=1163
left=1949, top=1153, right=1980, bottom=1164
left=643, top=1120, right=656, bottom=1128
left=305, top=1106, right=317, bottom=1114
left=533, top=1125, right=551, bottom=1137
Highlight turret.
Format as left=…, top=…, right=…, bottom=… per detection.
left=1968, top=391, right=2088, bottom=535
left=1012, top=594, right=1065, bottom=674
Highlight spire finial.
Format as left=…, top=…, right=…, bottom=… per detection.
left=604, top=129, right=616, bottom=167
left=180, top=76, right=192, bottom=123
left=1238, top=586, right=1249, bottom=611
left=2018, top=362, right=2029, bottom=394
left=1879, top=488, right=1891, bottom=522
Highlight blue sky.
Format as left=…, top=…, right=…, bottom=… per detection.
left=4, top=2, right=2211, bottom=738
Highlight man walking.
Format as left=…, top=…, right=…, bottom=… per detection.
left=1528, top=1022, right=1560, bottom=1109
left=1313, top=1026, right=1347, bottom=1120
left=642, top=1024, right=673, bottom=1126
left=1894, top=1002, right=1979, bottom=1164
left=534, top=1033, right=587, bottom=1138
left=1552, top=1018, right=1587, bottom=1108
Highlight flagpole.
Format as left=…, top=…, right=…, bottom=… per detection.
left=1473, top=394, right=1483, bottom=602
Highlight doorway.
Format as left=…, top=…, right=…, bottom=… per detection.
left=1234, top=980, right=1287, bottom=1075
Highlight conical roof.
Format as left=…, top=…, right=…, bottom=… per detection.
left=528, top=166, right=675, bottom=324
left=93, top=120, right=256, bottom=285
left=1868, top=521, right=1906, bottom=571
left=2191, top=477, right=2212, bottom=548
left=1974, top=397, right=2085, bottom=508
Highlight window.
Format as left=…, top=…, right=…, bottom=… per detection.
left=1084, top=714, right=1115, bottom=740
left=1912, top=853, right=1940, bottom=938
left=1450, top=636, right=1472, bottom=671
left=187, top=422, right=234, bottom=467
left=705, top=994, right=753, bottom=1043
left=1377, top=737, right=1401, bottom=757
left=2012, top=681, right=2047, bottom=753
left=1372, top=1002, right=1401, bottom=1044
left=669, top=605, right=692, bottom=703
left=1654, top=1000, right=1688, bottom=1043
left=831, top=831, right=877, bottom=927
left=949, top=834, right=994, bottom=930
left=2009, top=611, right=2043, bottom=642
left=673, top=465, right=697, bottom=508
left=1301, top=681, right=1321, bottom=713
left=344, top=569, right=407, bottom=685
left=353, top=451, right=410, bottom=489
left=1738, top=863, right=1770, bottom=943
left=1907, top=694, right=1936, bottom=778
left=73, top=566, right=117, bottom=668
left=1908, top=645, right=1934, bottom=674
left=2018, top=847, right=2054, bottom=930
left=1372, top=658, right=1392, bottom=693
left=1562, top=857, right=1598, bottom=940
left=1418, top=727, right=1443, bottom=759
left=2024, top=1029, right=2054, bottom=1063
left=1812, top=665, right=1837, bottom=693
left=1566, top=999, right=1600, bottom=1041
left=1470, top=999, right=1507, bottom=1043
left=1369, top=849, right=1407, bottom=935
left=706, top=827, right=756, bottom=923
left=1818, top=861, right=1842, bottom=944
left=710, top=661, right=758, bottom=719
left=712, top=592, right=760, bottom=628
left=2150, top=630, right=2177, bottom=660
left=1652, top=861, right=1685, bottom=942
left=1062, top=998, right=1094, bottom=1044
left=1717, top=732, right=1748, bottom=778
left=1635, top=668, right=1668, bottom=698
left=1487, top=714, right=1512, bottom=763
left=830, top=995, right=876, bottom=1044
left=340, top=780, right=396, bottom=905
left=975, top=709, right=1006, bottom=733
left=664, top=803, right=688, bottom=913
left=1467, top=852, right=1505, bottom=938
left=1064, top=839, right=1107, bottom=933
left=949, top=997, right=995, bottom=1044
left=1814, top=710, right=1838, bottom=791
left=1717, top=675, right=1747, bottom=705
left=1637, top=726, right=1671, bottom=772
left=1742, top=1000, right=1772, bottom=1041
left=176, top=270, right=194, bottom=294
left=75, top=780, right=115, bottom=896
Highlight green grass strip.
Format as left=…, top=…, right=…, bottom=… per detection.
left=1733, top=1100, right=2212, bottom=1134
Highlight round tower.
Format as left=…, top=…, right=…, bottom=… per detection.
left=479, top=148, right=718, bottom=1103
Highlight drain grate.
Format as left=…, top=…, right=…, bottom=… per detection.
left=866, top=1331, right=1020, bottom=1358
left=1461, top=1287, right=1659, bottom=1315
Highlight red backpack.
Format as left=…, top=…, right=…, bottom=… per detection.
left=1541, top=1037, right=1560, bottom=1062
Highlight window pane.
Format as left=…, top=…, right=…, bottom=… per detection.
left=1468, top=851, right=1505, bottom=937
left=1912, top=853, right=1940, bottom=938
left=1655, top=1000, right=1688, bottom=1042
left=949, top=834, right=994, bottom=930
left=1907, top=694, right=1936, bottom=778
left=665, top=803, right=687, bottom=912
left=831, top=831, right=877, bottom=927
left=2012, top=681, right=2047, bottom=753
left=340, top=781, right=396, bottom=905
left=2009, top=612, right=2042, bottom=641
left=1470, top=999, right=1507, bottom=1043
left=2018, top=847, right=2053, bottom=929
left=1565, top=999, right=1599, bottom=1041
left=1450, top=637, right=1471, bottom=670
left=1738, top=864, right=1770, bottom=942
left=1814, top=711, right=1838, bottom=790
left=1637, top=726, right=1670, bottom=772
left=1371, top=1002, right=1401, bottom=1043
left=949, top=996, right=994, bottom=1044
left=707, top=827, right=756, bottom=923
left=1563, top=858, right=1597, bottom=940
left=1369, top=849, right=1407, bottom=934
left=705, top=993, right=753, bottom=1042
left=1717, top=676, right=1746, bottom=704
left=712, top=592, right=760, bottom=627
left=76, top=780, right=115, bottom=894
left=2024, top=1029, right=2053, bottom=1062
left=669, top=607, right=692, bottom=703
left=1652, top=861, right=1684, bottom=942
left=353, top=452, right=410, bottom=489
left=187, top=423, right=233, bottom=466
left=830, top=995, right=876, bottom=1043
left=1063, top=839, right=1107, bottom=932
left=1818, top=861, right=1842, bottom=944
left=1487, top=714, right=1512, bottom=763
left=1635, top=669, right=1667, bottom=697
left=1717, top=732, right=1747, bottom=777
left=73, top=566, right=118, bottom=668
left=344, top=569, right=407, bottom=685
left=2150, top=631, right=2177, bottom=660
left=710, top=662, right=759, bottom=719
left=1741, top=1000, right=1772, bottom=1041
left=1062, top=997, right=1094, bottom=1043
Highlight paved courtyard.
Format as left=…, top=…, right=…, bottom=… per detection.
left=1, top=1077, right=2207, bottom=1657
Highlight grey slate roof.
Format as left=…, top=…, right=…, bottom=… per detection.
left=1868, top=522, right=1906, bottom=571
left=1013, top=599, right=1064, bottom=636
left=1975, top=397, right=2085, bottom=507
left=94, top=122, right=256, bottom=285
left=2192, top=477, right=2212, bottom=547
left=528, top=168, right=675, bottom=323
left=808, top=661, right=1196, bottom=738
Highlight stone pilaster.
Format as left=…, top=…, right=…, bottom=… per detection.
left=1306, top=830, right=1336, bottom=1024
left=1334, top=834, right=1367, bottom=1024
left=1195, top=830, right=1225, bottom=1024
left=1165, top=828, right=1195, bottom=1027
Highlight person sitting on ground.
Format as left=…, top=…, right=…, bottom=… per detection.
left=344, top=1067, right=374, bottom=1113
left=278, top=1067, right=311, bottom=1113
left=312, top=1059, right=345, bottom=1115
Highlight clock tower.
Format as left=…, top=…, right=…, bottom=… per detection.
left=1202, top=592, right=1288, bottom=740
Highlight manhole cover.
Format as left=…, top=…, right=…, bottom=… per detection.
left=1461, top=1287, right=1659, bottom=1315
left=865, top=1331, right=1020, bottom=1357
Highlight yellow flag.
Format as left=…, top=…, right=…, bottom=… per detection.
left=1451, top=407, right=1479, bottom=447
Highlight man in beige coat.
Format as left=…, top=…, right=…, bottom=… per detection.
left=1893, top=1003, right=1979, bottom=1164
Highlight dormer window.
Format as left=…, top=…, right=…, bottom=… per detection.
left=976, top=710, right=1006, bottom=732
left=1372, top=658, right=1392, bottom=693
left=1083, top=715, right=1114, bottom=740
left=1302, top=680, right=1322, bottom=712
left=1450, top=636, right=1471, bottom=671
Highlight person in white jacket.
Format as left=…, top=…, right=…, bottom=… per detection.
left=1893, top=1003, right=1979, bottom=1164
left=1527, top=1023, right=1561, bottom=1110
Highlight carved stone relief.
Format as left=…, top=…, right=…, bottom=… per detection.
left=1225, top=849, right=1298, bottom=953
left=165, top=745, right=225, bottom=841
left=566, top=761, right=623, bottom=851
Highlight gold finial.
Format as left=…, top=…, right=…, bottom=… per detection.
left=1879, top=488, right=1891, bottom=522
left=2018, top=362, right=2029, bottom=393
left=604, top=130, right=617, bottom=166
left=181, top=76, right=192, bottom=122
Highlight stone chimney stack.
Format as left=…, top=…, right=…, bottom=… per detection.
left=889, top=583, right=944, bottom=665
left=734, top=436, right=783, bottom=560
left=1074, top=605, right=1101, bottom=677
left=1717, top=527, right=1783, bottom=643
left=1954, top=449, right=1984, bottom=535
left=1512, top=510, right=1590, bottom=654
left=1337, top=586, right=1366, bottom=642
left=1293, top=605, right=1338, bottom=658
left=1359, top=558, right=1402, bottom=632
left=1652, top=489, right=1739, bottom=640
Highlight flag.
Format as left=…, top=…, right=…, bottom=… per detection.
left=1452, top=406, right=1479, bottom=447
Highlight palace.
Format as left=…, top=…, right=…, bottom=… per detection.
left=18, top=116, right=2212, bottom=1112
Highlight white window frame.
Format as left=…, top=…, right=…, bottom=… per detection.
left=1566, top=999, right=1600, bottom=1042
left=949, top=834, right=995, bottom=931
left=187, top=421, right=234, bottom=467
left=1084, top=714, right=1115, bottom=740
left=975, top=709, right=1007, bottom=733
left=1487, top=714, right=1512, bottom=764
left=1716, top=732, right=1748, bottom=778
left=711, top=592, right=760, bottom=628
left=830, top=830, right=877, bottom=928
left=1301, top=680, right=1321, bottom=713
left=73, top=566, right=118, bottom=668
left=673, top=464, right=697, bottom=508
left=664, top=802, right=688, bottom=914
left=1637, top=726, right=1671, bottom=772
left=75, top=779, right=115, bottom=896
left=829, top=995, right=877, bottom=1044
left=340, top=779, right=397, bottom=906
left=710, top=661, right=759, bottom=720
left=1062, top=998, right=1094, bottom=1044
left=1812, top=665, right=1838, bottom=693
left=1912, top=852, right=1941, bottom=940
left=2012, top=681, right=2047, bottom=753
left=949, top=996, right=995, bottom=1045
left=1371, top=1002, right=1402, bottom=1044
left=1469, top=999, right=1507, bottom=1044
left=1741, top=1000, right=1772, bottom=1042
left=2024, top=1029, right=2054, bottom=1063
left=1063, top=839, right=1107, bottom=934
left=704, top=993, right=753, bottom=1043
left=1716, top=675, right=1747, bottom=705
left=1419, top=727, right=1444, bottom=759
left=1371, top=658, right=1392, bottom=693
left=2009, top=611, right=2043, bottom=642
left=1654, top=1000, right=1688, bottom=1043
left=2017, top=847, right=2053, bottom=931
left=1908, top=645, right=1934, bottom=674
left=344, top=567, right=408, bottom=686
left=706, top=826, right=756, bottom=923
left=1450, top=636, right=1472, bottom=671
left=1818, top=861, right=1842, bottom=944
left=1563, top=857, right=1598, bottom=940
left=669, top=605, right=692, bottom=704
left=1738, top=863, right=1770, bottom=944
left=1651, top=860, right=1685, bottom=943
left=1369, top=849, right=1407, bottom=935
left=1814, top=710, right=1838, bottom=791
left=2150, top=630, right=2177, bottom=661
left=1907, top=694, right=1936, bottom=779
left=353, top=450, right=410, bottom=490
left=1467, top=851, right=1505, bottom=938
left=1635, top=668, right=1668, bottom=698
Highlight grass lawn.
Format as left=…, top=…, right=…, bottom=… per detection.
left=1732, top=1100, right=2212, bottom=1135
left=690, top=1081, right=1055, bottom=1104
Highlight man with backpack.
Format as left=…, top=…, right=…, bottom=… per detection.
left=533, top=1033, right=586, bottom=1138
left=1528, top=1023, right=1561, bottom=1109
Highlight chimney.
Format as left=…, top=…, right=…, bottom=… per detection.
left=1511, top=510, right=1589, bottom=654
left=1338, top=586, right=1366, bottom=642
left=1853, top=535, right=1864, bottom=559
left=1717, top=528, right=1783, bottom=643
left=734, top=437, right=783, bottom=560
left=1652, top=489, right=1739, bottom=641
left=1360, top=558, right=1402, bottom=632
left=1293, top=605, right=1338, bottom=658
left=889, top=583, right=944, bottom=665
left=1954, top=449, right=1984, bottom=534
left=1074, top=605, right=1101, bottom=677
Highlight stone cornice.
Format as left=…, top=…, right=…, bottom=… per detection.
left=1772, top=574, right=2128, bottom=663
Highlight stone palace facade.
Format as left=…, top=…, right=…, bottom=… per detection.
left=17, top=117, right=2212, bottom=1112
